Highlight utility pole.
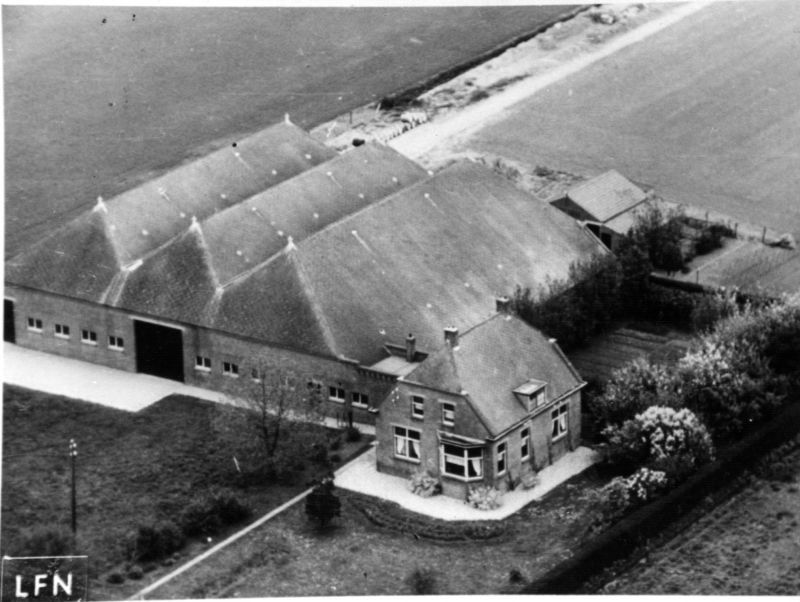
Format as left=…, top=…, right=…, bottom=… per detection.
left=69, top=439, right=77, bottom=542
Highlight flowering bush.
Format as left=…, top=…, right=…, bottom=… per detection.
left=603, top=406, right=714, bottom=480
left=590, top=467, right=668, bottom=529
left=467, top=485, right=502, bottom=510
left=589, top=358, right=677, bottom=428
left=677, top=338, right=780, bottom=440
left=408, top=469, right=441, bottom=498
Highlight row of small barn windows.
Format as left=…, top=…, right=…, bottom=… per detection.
left=393, top=426, right=532, bottom=480
left=27, top=318, right=124, bottom=350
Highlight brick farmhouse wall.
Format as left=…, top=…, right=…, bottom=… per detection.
left=5, top=285, right=393, bottom=424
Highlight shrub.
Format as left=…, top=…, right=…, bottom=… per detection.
left=127, top=565, right=144, bottom=580
left=179, top=490, right=251, bottom=538
left=345, top=425, right=362, bottom=443
left=126, top=520, right=185, bottom=563
left=408, top=469, right=441, bottom=497
left=603, top=406, right=714, bottom=480
left=509, top=568, right=526, bottom=584
left=329, top=453, right=341, bottom=464
left=407, top=567, right=437, bottom=594
left=589, top=358, right=676, bottom=429
left=309, top=442, right=329, bottom=465
left=305, top=477, right=341, bottom=529
left=690, top=288, right=739, bottom=332
left=329, top=437, right=341, bottom=451
left=106, top=572, right=125, bottom=584
left=677, top=338, right=781, bottom=440
left=467, top=485, right=502, bottom=510
left=590, top=467, right=668, bottom=529
left=16, top=526, right=71, bottom=557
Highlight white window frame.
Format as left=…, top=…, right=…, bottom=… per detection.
left=351, top=391, right=369, bottom=408
left=108, top=335, right=124, bottom=351
left=393, top=426, right=421, bottom=463
left=195, top=355, right=212, bottom=372
left=440, top=443, right=483, bottom=481
left=411, top=395, right=424, bottom=420
left=54, top=323, right=70, bottom=339
left=441, top=402, right=455, bottom=426
left=329, top=386, right=346, bottom=403
left=81, top=329, right=97, bottom=345
left=520, top=427, right=530, bottom=462
left=222, top=361, right=239, bottom=377
left=26, top=317, right=43, bottom=333
left=551, top=403, right=569, bottom=441
left=496, top=440, right=508, bottom=476
left=250, top=367, right=262, bottom=382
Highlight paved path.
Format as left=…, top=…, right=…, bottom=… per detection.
left=337, top=445, right=598, bottom=521
left=2, top=343, right=375, bottom=435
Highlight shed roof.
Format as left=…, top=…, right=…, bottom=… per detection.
left=567, top=170, right=647, bottom=224
left=406, top=313, right=583, bottom=437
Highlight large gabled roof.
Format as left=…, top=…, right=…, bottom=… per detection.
left=199, top=143, right=426, bottom=286
left=567, top=169, right=647, bottom=224
left=5, top=121, right=334, bottom=300
left=406, top=313, right=583, bottom=437
left=292, top=160, right=606, bottom=363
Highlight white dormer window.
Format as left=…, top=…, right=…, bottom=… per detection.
left=514, top=379, right=548, bottom=412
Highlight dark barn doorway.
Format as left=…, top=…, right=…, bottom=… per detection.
left=133, top=320, right=184, bottom=382
left=4, top=299, right=16, bottom=343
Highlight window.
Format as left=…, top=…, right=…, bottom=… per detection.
left=520, top=427, right=530, bottom=461
left=195, top=356, right=211, bottom=371
left=251, top=368, right=261, bottom=382
left=352, top=392, right=369, bottom=408
left=108, top=335, right=124, bottom=350
left=441, top=444, right=483, bottom=480
left=308, top=380, right=323, bottom=395
left=441, top=402, right=455, bottom=426
left=81, top=329, right=97, bottom=345
left=54, top=323, right=70, bottom=339
left=394, top=426, right=421, bottom=462
left=532, top=389, right=546, bottom=409
left=551, top=404, right=569, bottom=440
left=223, top=361, right=239, bottom=377
left=329, top=386, right=346, bottom=403
left=26, top=317, right=43, bottom=332
left=497, top=441, right=507, bottom=475
left=411, top=395, right=424, bottom=419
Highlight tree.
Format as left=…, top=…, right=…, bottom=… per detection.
left=245, top=364, right=325, bottom=459
left=305, top=475, right=341, bottom=529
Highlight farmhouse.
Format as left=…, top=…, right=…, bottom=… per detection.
left=376, top=301, right=584, bottom=499
left=4, top=121, right=604, bottom=425
left=551, top=169, right=649, bottom=251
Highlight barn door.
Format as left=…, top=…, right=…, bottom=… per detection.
left=133, top=320, right=185, bottom=382
left=4, top=300, right=16, bottom=343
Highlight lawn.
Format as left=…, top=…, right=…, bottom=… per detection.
left=144, top=465, right=609, bottom=598
left=603, top=441, right=800, bottom=594
left=3, top=4, right=576, bottom=258
left=0, top=385, right=368, bottom=600
left=453, top=1, right=800, bottom=242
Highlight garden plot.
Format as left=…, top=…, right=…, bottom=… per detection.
left=568, top=326, right=690, bottom=384
left=604, top=445, right=800, bottom=595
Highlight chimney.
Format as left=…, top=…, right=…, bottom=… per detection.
left=444, top=326, right=459, bottom=348
left=405, top=333, right=416, bottom=362
left=495, top=296, right=511, bottom=314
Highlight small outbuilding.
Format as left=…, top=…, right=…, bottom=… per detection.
left=552, top=169, right=649, bottom=251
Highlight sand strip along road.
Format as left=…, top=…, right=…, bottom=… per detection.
left=391, top=1, right=712, bottom=163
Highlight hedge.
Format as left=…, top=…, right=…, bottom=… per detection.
left=524, top=397, right=800, bottom=594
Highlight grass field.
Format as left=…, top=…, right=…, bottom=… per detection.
left=604, top=444, right=800, bottom=594
left=454, top=1, right=800, bottom=242
left=0, top=385, right=367, bottom=599
left=144, top=467, right=609, bottom=598
left=3, top=4, right=575, bottom=257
